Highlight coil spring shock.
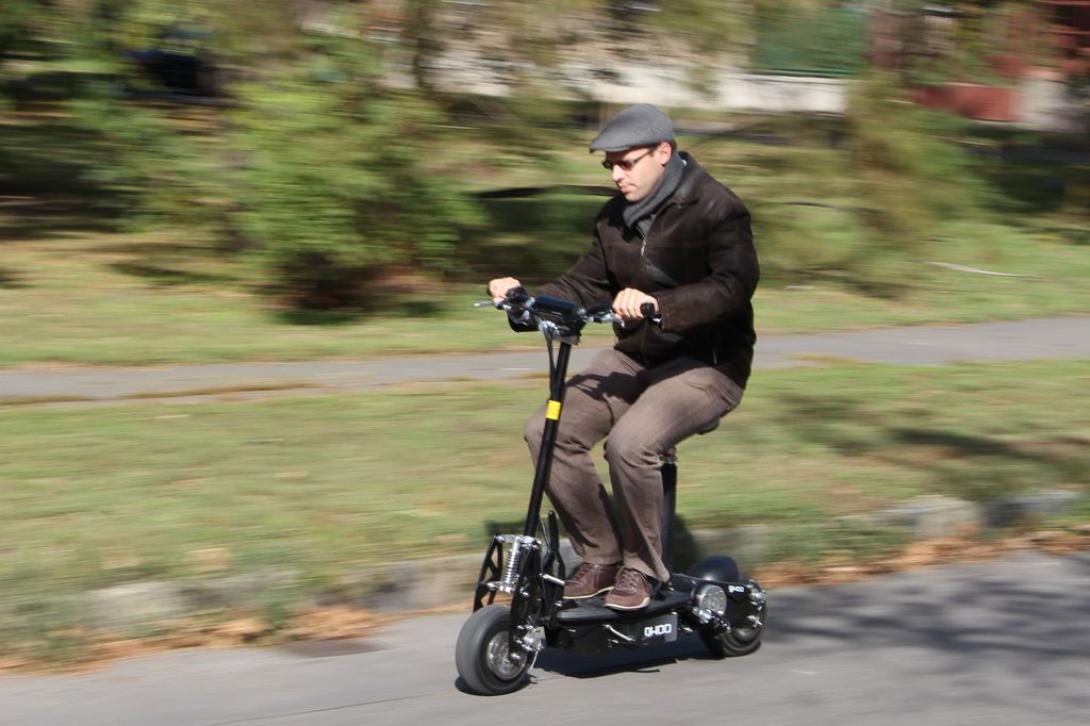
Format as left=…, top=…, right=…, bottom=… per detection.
left=495, top=535, right=536, bottom=594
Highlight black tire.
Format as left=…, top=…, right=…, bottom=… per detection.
left=699, top=616, right=764, bottom=658
left=455, top=605, right=534, bottom=696
left=689, top=556, right=765, bottom=659
left=699, top=590, right=766, bottom=658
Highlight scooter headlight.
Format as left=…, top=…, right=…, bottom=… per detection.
left=693, top=583, right=727, bottom=616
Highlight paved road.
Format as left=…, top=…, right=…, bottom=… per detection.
left=3, top=317, right=1089, bottom=404
left=2, top=552, right=1088, bottom=725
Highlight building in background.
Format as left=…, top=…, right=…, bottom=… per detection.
left=873, top=2, right=1087, bottom=130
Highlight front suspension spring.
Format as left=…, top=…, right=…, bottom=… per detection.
left=496, top=535, right=536, bottom=594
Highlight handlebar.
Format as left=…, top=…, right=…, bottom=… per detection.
left=475, top=288, right=645, bottom=328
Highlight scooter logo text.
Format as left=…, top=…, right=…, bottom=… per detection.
left=644, top=623, right=673, bottom=638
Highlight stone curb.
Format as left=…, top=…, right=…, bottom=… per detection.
left=86, top=569, right=307, bottom=632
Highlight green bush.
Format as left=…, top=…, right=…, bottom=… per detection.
left=751, top=201, right=871, bottom=282
left=847, top=75, right=991, bottom=227
left=834, top=75, right=995, bottom=290
left=736, top=76, right=997, bottom=294
left=227, top=77, right=481, bottom=308
left=67, top=90, right=231, bottom=234
left=60, top=19, right=484, bottom=310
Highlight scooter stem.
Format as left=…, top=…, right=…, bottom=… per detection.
left=522, top=340, right=573, bottom=537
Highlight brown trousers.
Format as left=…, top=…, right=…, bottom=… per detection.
left=524, top=349, right=744, bottom=583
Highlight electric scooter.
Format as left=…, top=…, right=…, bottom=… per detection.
left=455, top=289, right=766, bottom=696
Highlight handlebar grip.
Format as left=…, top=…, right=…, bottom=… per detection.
left=639, top=302, right=657, bottom=319
left=506, top=286, right=530, bottom=305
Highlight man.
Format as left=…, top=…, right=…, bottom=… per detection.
left=487, top=104, right=758, bottom=610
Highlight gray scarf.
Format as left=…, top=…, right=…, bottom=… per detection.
left=623, top=153, right=686, bottom=237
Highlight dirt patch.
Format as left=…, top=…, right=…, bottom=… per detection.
left=0, top=606, right=397, bottom=675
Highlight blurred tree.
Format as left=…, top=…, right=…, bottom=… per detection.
left=874, top=0, right=1087, bottom=90
left=656, top=0, right=752, bottom=58
left=840, top=72, right=994, bottom=290
left=26, top=0, right=482, bottom=309
left=0, top=0, right=47, bottom=61
left=228, top=72, right=481, bottom=307
left=403, top=0, right=442, bottom=93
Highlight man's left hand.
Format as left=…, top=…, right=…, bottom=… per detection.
left=612, top=288, right=658, bottom=321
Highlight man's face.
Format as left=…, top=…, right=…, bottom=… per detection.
left=603, top=142, right=673, bottom=202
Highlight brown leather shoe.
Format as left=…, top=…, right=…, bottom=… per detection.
left=563, top=562, right=621, bottom=600
left=603, top=567, right=655, bottom=610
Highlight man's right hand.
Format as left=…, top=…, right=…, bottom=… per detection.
left=488, top=277, right=522, bottom=303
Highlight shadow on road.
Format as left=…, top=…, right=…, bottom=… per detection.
left=759, top=556, right=1090, bottom=667
left=527, top=554, right=1090, bottom=688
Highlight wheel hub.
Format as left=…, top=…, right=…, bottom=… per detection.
left=485, top=631, right=528, bottom=680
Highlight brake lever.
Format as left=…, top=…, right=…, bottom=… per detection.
left=592, top=311, right=625, bottom=328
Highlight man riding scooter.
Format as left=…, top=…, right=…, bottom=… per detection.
left=487, top=104, right=759, bottom=611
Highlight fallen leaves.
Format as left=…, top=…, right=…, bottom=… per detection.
left=754, top=526, right=1090, bottom=587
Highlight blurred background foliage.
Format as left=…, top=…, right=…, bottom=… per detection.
left=1, top=0, right=1088, bottom=663
left=752, top=0, right=867, bottom=76
left=0, top=0, right=1086, bottom=309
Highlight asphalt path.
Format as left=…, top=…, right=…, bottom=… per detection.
left=2, top=551, right=1088, bottom=725
left=2, top=316, right=1089, bottom=404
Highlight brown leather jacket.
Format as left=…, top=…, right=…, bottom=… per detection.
left=535, top=153, right=759, bottom=387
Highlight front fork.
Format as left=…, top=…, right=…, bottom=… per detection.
left=473, top=511, right=566, bottom=655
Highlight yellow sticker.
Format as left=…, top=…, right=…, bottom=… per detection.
left=545, top=400, right=562, bottom=420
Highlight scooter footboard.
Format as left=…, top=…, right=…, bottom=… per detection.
left=551, top=611, right=680, bottom=654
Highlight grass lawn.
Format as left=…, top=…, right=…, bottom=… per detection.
left=1, top=359, right=1086, bottom=656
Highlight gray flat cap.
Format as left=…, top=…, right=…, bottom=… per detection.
left=589, top=104, right=675, bottom=152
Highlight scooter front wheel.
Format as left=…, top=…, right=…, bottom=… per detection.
left=455, top=604, right=534, bottom=695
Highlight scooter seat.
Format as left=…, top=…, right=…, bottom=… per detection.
left=556, top=589, right=691, bottom=624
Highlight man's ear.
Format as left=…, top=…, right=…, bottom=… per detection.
left=655, top=140, right=673, bottom=164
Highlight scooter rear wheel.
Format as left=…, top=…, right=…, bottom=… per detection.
left=455, top=604, right=534, bottom=695
left=688, top=556, right=765, bottom=657
left=699, top=596, right=766, bottom=658
left=699, top=620, right=764, bottom=658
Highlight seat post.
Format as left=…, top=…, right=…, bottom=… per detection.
left=659, top=448, right=678, bottom=573
left=658, top=418, right=718, bottom=577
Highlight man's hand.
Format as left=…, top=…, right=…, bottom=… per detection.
left=612, top=288, right=658, bottom=321
left=488, top=277, right=522, bottom=303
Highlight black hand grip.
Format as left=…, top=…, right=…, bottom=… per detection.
left=639, top=302, right=657, bottom=319
left=506, top=286, right=530, bottom=305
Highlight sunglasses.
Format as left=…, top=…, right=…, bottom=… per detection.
left=601, top=149, right=653, bottom=172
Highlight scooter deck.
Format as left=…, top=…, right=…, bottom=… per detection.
left=556, top=589, right=690, bottom=625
